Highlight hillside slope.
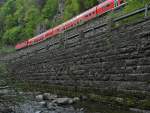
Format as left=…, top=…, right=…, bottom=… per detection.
left=0, top=0, right=98, bottom=46
left=0, top=0, right=150, bottom=47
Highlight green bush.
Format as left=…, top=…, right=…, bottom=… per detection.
left=0, top=64, right=7, bottom=77
left=124, top=0, right=150, bottom=13
left=42, top=0, right=58, bottom=19
left=2, top=26, right=22, bottom=45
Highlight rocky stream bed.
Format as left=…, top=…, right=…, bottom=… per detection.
left=0, top=77, right=150, bottom=113
left=1, top=86, right=150, bottom=113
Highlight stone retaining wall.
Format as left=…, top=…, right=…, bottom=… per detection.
left=7, top=15, right=150, bottom=95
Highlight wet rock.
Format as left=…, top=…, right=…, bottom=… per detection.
left=36, top=95, right=43, bottom=101
left=35, top=111, right=42, bottom=113
left=46, top=102, right=56, bottom=110
left=0, top=89, right=10, bottom=95
left=68, top=99, right=74, bottom=104
left=77, top=108, right=84, bottom=112
left=80, top=108, right=84, bottom=111
left=80, top=95, right=88, bottom=101
left=53, top=98, right=74, bottom=105
left=0, top=80, right=7, bottom=86
left=0, top=108, right=13, bottom=113
left=130, top=108, right=150, bottom=113
left=0, top=103, right=13, bottom=113
left=73, top=97, right=80, bottom=102
left=18, top=91, right=24, bottom=95
left=54, top=106, right=77, bottom=113
left=54, top=106, right=69, bottom=113
left=39, top=101, right=46, bottom=107
left=43, top=93, right=57, bottom=100
left=115, top=97, right=124, bottom=103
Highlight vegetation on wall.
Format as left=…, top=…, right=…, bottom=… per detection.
left=124, top=0, right=150, bottom=12
left=110, top=0, right=150, bottom=18
left=108, top=0, right=150, bottom=27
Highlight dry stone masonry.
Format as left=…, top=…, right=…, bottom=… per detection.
left=7, top=15, right=150, bottom=95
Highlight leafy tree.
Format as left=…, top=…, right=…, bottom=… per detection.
left=63, top=0, right=80, bottom=20
left=0, top=0, right=107, bottom=46
left=24, top=6, right=43, bottom=37
left=0, top=0, right=16, bottom=16
left=2, top=26, right=22, bottom=45
left=42, top=0, right=58, bottom=19
left=80, top=0, right=98, bottom=11
left=0, top=0, right=17, bottom=44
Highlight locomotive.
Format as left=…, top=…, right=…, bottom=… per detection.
left=15, top=0, right=126, bottom=50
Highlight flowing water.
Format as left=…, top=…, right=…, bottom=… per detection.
left=74, top=101, right=137, bottom=113
left=12, top=98, right=138, bottom=113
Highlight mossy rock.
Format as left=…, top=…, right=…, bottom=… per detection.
left=125, top=98, right=137, bottom=107
left=139, top=99, right=150, bottom=110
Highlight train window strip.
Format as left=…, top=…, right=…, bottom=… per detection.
left=103, top=2, right=111, bottom=8
left=85, top=15, right=88, bottom=17
left=85, top=11, right=96, bottom=18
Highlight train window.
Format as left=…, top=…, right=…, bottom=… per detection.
left=106, top=4, right=110, bottom=7
left=103, top=3, right=111, bottom=8
left=85, top=15, right=88, bottom=17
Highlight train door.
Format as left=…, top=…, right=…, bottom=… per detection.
left=45, top=29, right=53, bottom=39
left=53, top=25, right=63, bottom=36
left=96, top=3, right=104, bottom=15
left=28, top=38, right=35, bottom=46
left=102, top=1, right=114, bottom=12
left=96, top=0, right=114, bottom=16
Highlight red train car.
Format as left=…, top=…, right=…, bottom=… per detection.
left=15, top=40, right=28, bottom=50
left=15, top=0, right=126, bottom=50
left=45, top=29, right=53, bottom=39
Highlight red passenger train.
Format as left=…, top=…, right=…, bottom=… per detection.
left=15, top=0, right=125, bottom=50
